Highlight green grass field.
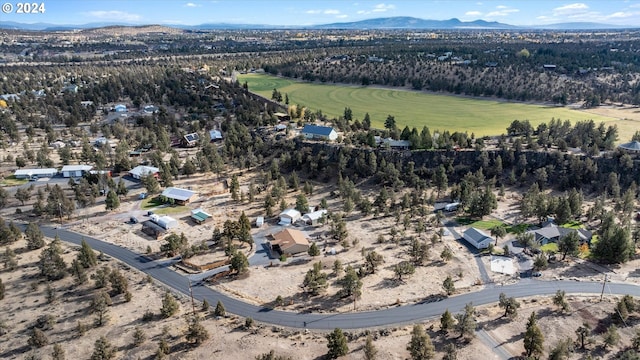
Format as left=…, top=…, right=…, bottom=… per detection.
left=456, top=217, right=504, bottom=230
left=239, top=73, right=618, bottom=136
left=141, top=196, right=188, bottom=215
left=0, top=175, right=28, bottom=187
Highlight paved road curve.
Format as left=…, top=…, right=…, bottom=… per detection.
left=42, top=225, right=640, bottom=330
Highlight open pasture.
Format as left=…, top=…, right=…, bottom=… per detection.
left=239, top=73, right=618, bottom=136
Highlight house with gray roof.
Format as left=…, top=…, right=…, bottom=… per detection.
left=128, top=165, right=160, bottom=180
left=527, top=223, right=592, bottom=245
left=462, top=227, right=494, bottom=249
left=301, top=124, right=338, bottom=141
left=618, top=141, right=640, bottom=153
left=161, top=187, right=196, bottom=205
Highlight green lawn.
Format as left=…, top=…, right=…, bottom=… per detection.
left=239, top=73, right=618, bottom=136
left=141, top=196, right=163, bottom=210
left=456, top=217, right=504, bottom=230
left=560, top=221, right=584, bottom=229
left=141, top=196, right=188, bottom=215
left=540, top=243, right=559, bottom=253
left=0, top=175, right=28, bottom=187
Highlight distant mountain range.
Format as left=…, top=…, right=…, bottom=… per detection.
left=0, top=16, right=635, bottom=32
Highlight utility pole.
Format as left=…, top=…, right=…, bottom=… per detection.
left=600, top=274, right=608, bottom=302
left=188, top=278, right=196, bottom=315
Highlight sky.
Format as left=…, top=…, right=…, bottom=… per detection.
left=1, top=0, right=640, bottom=26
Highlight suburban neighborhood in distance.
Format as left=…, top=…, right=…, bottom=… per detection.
left=1, top=1, right=640, bottom=359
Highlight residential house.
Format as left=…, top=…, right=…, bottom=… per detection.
left=301, top=124, right=338, bottom=141
left=141, top=220, right=167, bottom=239
left=0, top=94, right=20, bottom=102
left=618, top=141, right=640, bottom=154
left=274, top=112, right=290, bottom=121
left=255, top=216, right=264, bottom=227
left=62, top=84, right=78, bottom=93
left=462, top=227, right=494, bottom=249
left=527, top=223, right=592, bottom=245
left=14, top=168, right=58, bottom=179
left=381, top=138, right=411, bottom=150
left=182, top=133, right=200, bottom=147
left=279, top=208, right=302, bottom=225
left=161, top=187, right=196, bottom=205
left=50, top=141, right=66, bottom=149
left=374, top=136, right=411, bottom=150
left=128, top=165, right=160, bottom=180
left=143, top=105, right=159, bottom=114
left=61, top=165, right=93, bottom=178
left=208, top=129, right=223, bottom=142
left=268, top=228, right=310, bottom=256
left=114, top=104, right=127, bottom=112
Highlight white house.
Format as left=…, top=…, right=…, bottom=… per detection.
left=128, top=165, right=160, bottom=180
left=462, top=227, right=494, bottom=249
left=14, top=168, right=58, bottom=179
left=114, top=104, right=127, bottom=112
left=255, top=216, right=264, bottom=228
left=61, top=165, right=93, bottom=178
left=301, top=124, right=338, bottom=141
left=301, top=209, right=328, bottom=226
left=279, top=208, right=302, bottom=225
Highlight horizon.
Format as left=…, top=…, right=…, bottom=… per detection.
left=0, top=1, right=639, bottom=27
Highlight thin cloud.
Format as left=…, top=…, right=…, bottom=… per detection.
left=607, top=11, right=634, bottom=19
left=553, top=3, right=589, bottom=16
left=185, top=2, right=200, bottom=7
left=373, top=3, right=396, bottom=12
left=496, top=5, right=508, bottom=9
left=465, top=11, right=483, bottom=16
left=306, top=10, right=321, bottom=14
left=324, top=9, right=341, bottom=15
left=86, top=10, right=141, bottom=22
left=486, top=7, right=519, bottom=17
left=336, top=14, right=348, bottom=19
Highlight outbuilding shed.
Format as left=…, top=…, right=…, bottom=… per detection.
left=279, top=208, right=302, bottom=225
left=128, top=165, right=160, bottom=180
left=301, top=209, right=327, bottom=226
left=61, top=165, right=93, bottom=178
left=190, top=208, right=212, bottom=224
left=462, top=227, right=494, bottom=249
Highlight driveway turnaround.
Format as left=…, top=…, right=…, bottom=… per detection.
left=39, top=225, right=640, bottom=330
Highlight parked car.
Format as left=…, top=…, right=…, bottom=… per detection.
left=532, top=272, right=542, bottom=277
left=147, top=211, right=154, bottom=216
left=129, top=217, right=138, bottom=224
